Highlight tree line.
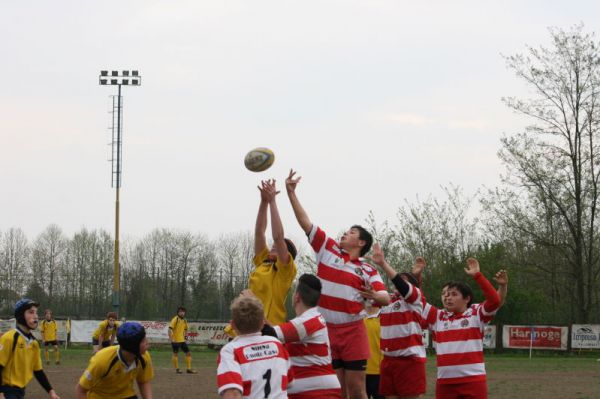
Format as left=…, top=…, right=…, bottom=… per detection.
left=1, top=25, right=599, bottom=324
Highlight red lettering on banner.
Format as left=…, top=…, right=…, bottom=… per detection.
left=508, top=327, right=562, bottom=348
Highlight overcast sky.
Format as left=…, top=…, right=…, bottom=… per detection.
left=1, top=1, right=598, bottom=243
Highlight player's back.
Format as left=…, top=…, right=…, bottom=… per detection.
left=217, top=333, right=292, bottom=399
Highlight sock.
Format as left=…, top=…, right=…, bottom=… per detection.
left=55, top=348, right=60, bottom=363
left=172, top=355, right=179, bottom=369
left=186, top=355, right=192, bottom=370
left=44, top=349, right=49, bottom=362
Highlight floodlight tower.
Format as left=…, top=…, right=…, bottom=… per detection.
left=99, top=70, right=141, bottom=314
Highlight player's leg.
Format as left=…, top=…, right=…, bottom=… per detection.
left=334, top=366, right=346, bottom=398
left=171, top=342, right=182, bottom=373
left=366, top=374, right=384, bottom=399
left=44, top=341, right=50, bottom=364
left=92, top=338, right=100, bottom=354
left=53, top=342, right=60, bottom=365
left=182, top=343, right=196, bottom=373
left=345, top=367, right=368, bottom=399
left=339, top=321, right=370, bottom=399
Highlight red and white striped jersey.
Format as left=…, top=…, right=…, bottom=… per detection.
left=274, top=307, right=341, bottom=398
left=217, top=333, right=293, bottom=398
left=380, top=283, right=426, bottom=360
left=423, top=299, right=498, bottom=384
left=308, top=225, right=387, bottom=325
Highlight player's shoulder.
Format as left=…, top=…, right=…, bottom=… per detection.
left=359, top=261, right=378, bottom=274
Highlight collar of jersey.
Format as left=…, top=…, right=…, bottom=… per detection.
left=15, top=326, right=35, bottom=344
left=117, top=347, right=138, bottom=372
left=341, top=251, right=362, bottom=264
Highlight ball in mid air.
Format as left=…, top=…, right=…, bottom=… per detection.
left=244, top=147, right=275, bottom=172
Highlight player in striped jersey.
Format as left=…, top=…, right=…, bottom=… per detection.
left=422, top=258, right=501, bottom=399
left=264, top=274, right=342, bottom=399
left=285, top=169, right=390, bottom=399
left=371, top=244, right=427, bottom=399
left=217, top=296, right=293, bottom=399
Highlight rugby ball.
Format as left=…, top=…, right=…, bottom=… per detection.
left=244, top=147, right=275, bottom=172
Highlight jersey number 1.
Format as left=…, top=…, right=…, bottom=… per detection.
left=262, top=369, right=271, bottom=398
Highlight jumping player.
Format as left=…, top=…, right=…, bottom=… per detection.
left=92, top=312, right=119, bottom=354
left=371, top=244, right=428, bottom=399
left=217, top=296, right=293, bottom=399
left=263, top=273, right=342, bottom=398
left=169, top=306, right=196, bottom=374
left=285, top=169, right=390, bottom=399
left=76, top=322, right=154, bottom=399
left=40, top=310, right=60, bottom=366
left=0, top=299, right=60, bottom=399
left=422, top=258, right=501, bottom=399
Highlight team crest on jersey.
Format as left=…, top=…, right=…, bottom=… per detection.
left=393, top=301, right=402, bottom=310
left=354, top=267, right=363, bottom=276
left=243, top=342, right=280, bottom=361
left=443, top=321, right=450, bottom=330
left=84, top=370, right=92, bottom=380
left=461, top=319, right=469, bottom=327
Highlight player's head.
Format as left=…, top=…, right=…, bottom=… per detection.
left=340, top=225, right=373, bottom=257
left=44, top=309, right=53, bottom=320
left=294, top=273, right=321, bottom=308
left=117, top=322, right=148, bottom=366
left=230, top=296, right=264, bottom=335
left=268, top=238, right=297, bottom=262
left=106, top=312, right=118, bottom=326
left=15, top=298, right=40, bottom=330
left=177, top=306, right=186, bottom=317
left=441, top=281, right=473, bottom=313
left=399, top=272, right=419, bottom=288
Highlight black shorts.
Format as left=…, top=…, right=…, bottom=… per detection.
left=171, top=342, right=190, bottom=353
left=92, top=339, right=112, bottom=347
left=44, top=340, right=58, bottom=346
left=331, top=358, right=367, bottom=371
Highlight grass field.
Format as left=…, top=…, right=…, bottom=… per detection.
left=26, top=347, right=600, bottom=398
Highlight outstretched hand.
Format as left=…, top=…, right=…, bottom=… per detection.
left=370, top=243, right=386, bottom=266
left=257, top=179, right=279, bottom=203
left=412, top=257, right=426, bottom=276
left=464, top=257, right=480, bottom=276
left=285, top=169, right=302, bottom=195
left=493, top=269, right=508, bottom=286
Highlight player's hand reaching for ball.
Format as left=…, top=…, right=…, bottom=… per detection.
left=464, top=258, right=480, bottom=276
left=371, top=243, right=386, bottom=266
left=285, top=169, right=301, bottom=195
left=411, top=257, right=426, bottom=276
left=261, top=179, right=279, bottom=203
left=493, top=269, right=508, bottom=286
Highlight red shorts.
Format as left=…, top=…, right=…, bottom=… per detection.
left=328, top=320, right=370, bottom=362
left=436, top=380, right=487, bottom=399
left=379, top=356, right=426, bottom=396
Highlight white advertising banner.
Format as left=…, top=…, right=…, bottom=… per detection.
left=571, top=324, right=600, bottom=349
left=0, top=319, right=15, bottom=336
left=484, top=325, right=497, bottom=349
left=0, top=319, right=68, bottom=342
left=503, top=325, right=568, bottom=350
left=71, top=320, right=102, bottom=343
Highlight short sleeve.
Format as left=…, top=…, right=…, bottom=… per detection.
left=253, top=248, right=270, bottom=267
left=137, top=352, right=155, bottom=383
left=169, top=317, right=176, bottom=330
left=216, top=344, right=243, bottom=395
left=78, top=354, right=103, bottom=390
left=0, top=333, right=13, bottom=367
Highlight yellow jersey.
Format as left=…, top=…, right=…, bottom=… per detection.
left=79, top=345, right=154, bottom=399
left=364, top=313, right=383, bottom=375
left=249, top=247, right=297, bottom=325
left=92, top=320, right=120, bottom=341
left=40, top=320, right=58, bottom=342
left=0, top=329, right=43, bottom=389
left=169, top=316, right=188, bottom=343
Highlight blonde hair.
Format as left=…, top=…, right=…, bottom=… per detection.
left=231, top=296, right=264, bottom=334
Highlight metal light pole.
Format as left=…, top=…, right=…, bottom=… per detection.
left=99, top=70, right=141, bottom=314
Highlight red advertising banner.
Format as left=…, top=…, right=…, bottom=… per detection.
left=502, top=325, right=568, bottom=350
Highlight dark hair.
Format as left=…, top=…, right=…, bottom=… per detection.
left=177, top=306, right=186, bottom=313
left=107, top=312, right=118, bottom=320
left=399, top=272, right=419, bottom=287
left=296, top=274, right=321, bottom=307
left=442, top=281, right=474, bottom=307
left=284, top=238, right=297, bottom=260
left=351, top=225, right=373, bottom=257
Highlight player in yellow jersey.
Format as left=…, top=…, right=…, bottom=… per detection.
left=0, top=299, right=60, bottom=399
left=40, top=310, right=60, bottom=366
left=76, top=322, right=154, bottom=399
left=92, top=312, right=119, bottom=354
left=168, top=307, right=196, bottom=374
left=364, top=304, right=384, bottom=399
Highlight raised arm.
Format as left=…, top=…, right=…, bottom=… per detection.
left=285, top=169, right=313, bottom=234
left=263, top=180, right=290, bottom=264
left=493, top=269, right=508, bottom=307
left=255, top=180, right=270, bottom=256
left=370, top=243, right=409, bottom=296
left=464, top=258, right=500, bottom=312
